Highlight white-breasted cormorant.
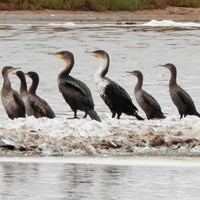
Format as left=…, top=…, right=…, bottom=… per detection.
left=91, top=50, right=144, bottom=120
left=127, top=70, right=166, bottom=120
left=1, top=66, right=25, bottom=119
left=56, top=51, right=101, bottom=122
left=25, top=71, right=55, bottom=119
left=16, top=70, right=51, bottom=118
left=161, top=63, right=200, bottom=119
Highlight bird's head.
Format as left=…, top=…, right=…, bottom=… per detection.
left=2, top=66, right=20, bottom=76
left=56, top=51, right=74, bottom=62
left=91, top=50, right=108, bottom=59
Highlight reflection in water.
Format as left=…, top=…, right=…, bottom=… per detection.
left=0, top=162, right=200, bottom=200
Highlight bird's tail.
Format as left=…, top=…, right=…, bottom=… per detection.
left=134, top=112, right=144, bottom=120
left=88, top=110, right=101, bottom=122
left=195, top=111, right=200, bottom=118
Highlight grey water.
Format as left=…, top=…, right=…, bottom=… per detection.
left=0, top=159, right=200, bottom=200
left=0, top=22, right=200, bottom=119
left=1, top=21, right=200, bottom=199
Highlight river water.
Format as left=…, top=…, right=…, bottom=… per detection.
left=1, top=20, right=200, bottom=199
left=0, top=157, right=200, bottom=200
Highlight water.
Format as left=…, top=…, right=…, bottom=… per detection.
left=1, top=20, right=200, bottom=199
left=0, top=21, right=200, bottom=117
left=0, top=157, right=200, bottom=200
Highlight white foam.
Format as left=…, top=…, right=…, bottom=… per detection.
left=141, top=20, right=200, bottom=27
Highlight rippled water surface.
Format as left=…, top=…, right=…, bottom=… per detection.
left=0, top=157, right=200, bottom=200
left=0, top=21, right=200, bottom=117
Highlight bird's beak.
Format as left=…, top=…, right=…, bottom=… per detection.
left=92, top=53, right=101, bottom=58
left=57, top=54, right=64, bottom=59
left=11, top=67, right=20, bottom=74
left=125, top=71, right=132, bottom=74
left=159, top=64, right=166, bottom=67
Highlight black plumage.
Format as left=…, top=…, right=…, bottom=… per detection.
left=127, top=70, right=165, bottom=120
left=161, top=63, right=200, bottom=119
left=91, top=50, right=144, bottom=120
left=25, top=71, right=55, bottom=119
left=1, top=66, right=25, bottom=119
left=56, top=51, right=101, bottom=122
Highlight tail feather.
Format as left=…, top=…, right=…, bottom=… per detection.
left=134, top=112, right=144, bottom=120
left=195, top=111, right=200, bottom=118
left=88, top=110, right=101, bottom=122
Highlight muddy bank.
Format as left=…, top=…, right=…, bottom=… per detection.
left=0, top=7, right=200, bottom=23
left=1, top=125, right=200, bottom=157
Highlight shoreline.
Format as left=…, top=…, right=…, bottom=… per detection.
left=0, top=7, right=200, bottom=23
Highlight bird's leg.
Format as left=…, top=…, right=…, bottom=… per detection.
left=112, top=113, right=116, bottom=118
left=83, top=113, right=87, bottom=118
left=73, top=111, right=78, bottom=119
left=180, top=114, right=183, bottom=119
left=117, top=113, right=121, bottom=119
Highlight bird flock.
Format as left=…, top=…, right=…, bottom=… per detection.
left=1, top=50, right=200, bottom=122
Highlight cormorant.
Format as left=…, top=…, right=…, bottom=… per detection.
left=56, top=50, right=101, bottom=122
left=160, top=63, right=200, bottom=119
left=1, top=66, right=25, bottom=119
left=127, top=70, right=166, bottom=120
left=91, top=50, right=144, bottom=120
left=25, top=71, right=55, bottom=119
left=15, top=70, right=52, bottom=118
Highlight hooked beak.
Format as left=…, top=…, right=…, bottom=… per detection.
left=12, top=67, right=21, bottom=74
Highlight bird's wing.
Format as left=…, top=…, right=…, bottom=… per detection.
left=13, top=90, right=25, bottom=108
left=105, top=79, right=138, bottom=111
left=142, top=90, right=161, bottom=110
left=59, top=77, right=94, bottom=107
left=177, top=86, right=195, bottom=106
left=29, top=97, right=47, bottom=117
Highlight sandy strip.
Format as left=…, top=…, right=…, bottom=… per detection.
left=0, top=7, right=200, bottom=23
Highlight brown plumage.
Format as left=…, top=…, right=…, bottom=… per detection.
left=1, top=66, right=25, bottom=119
left=161, top=63, right=200, bottom=119
left=127, top=70, right=165, bottom=120
left=26, top=71, right=55, bottom=119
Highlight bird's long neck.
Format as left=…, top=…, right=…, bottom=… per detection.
left=59, top=59, right=74, bottom=79
left=94, top=55, right=109, bottom=78
left=135, top=76, right=143, bottom=91
left=169, top=68, right=177, bottom=86
left=3, top=73, right=12, bottom=90
left=18, top=75, right=28, bottom=95
left=29, top=78, right=39, bottom=95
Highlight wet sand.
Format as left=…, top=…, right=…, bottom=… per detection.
left=0, top=7, right=200, bottom=23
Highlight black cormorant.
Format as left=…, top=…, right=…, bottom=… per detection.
left=91, top=50, right=144, bottom=120
left=25, top=71, right=55, bottom=119
left=1, top=66, right=25, bottom=119
left=56, top=50, right=101, bottom=122
left=127, top=70, right=165, bottom=120
left=161, top=63, right=200, bottom=119
left=15, top=70, right=51, bottom=118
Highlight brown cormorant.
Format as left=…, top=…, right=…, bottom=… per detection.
left=91, top=50, right=144, bottom=120
left=127, top=70, right=166, bottom=120
left=161, top=63, right=200, bottom=119
left=25, top=71, right=55, bottom=119
left=1, top=66, right=25, bottom=119
left=15, top=70, right=52, bottom=118
left=56, top=50, right=101, bottom=122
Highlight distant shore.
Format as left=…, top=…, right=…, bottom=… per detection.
left=0, top=7, right=200, bottom=23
